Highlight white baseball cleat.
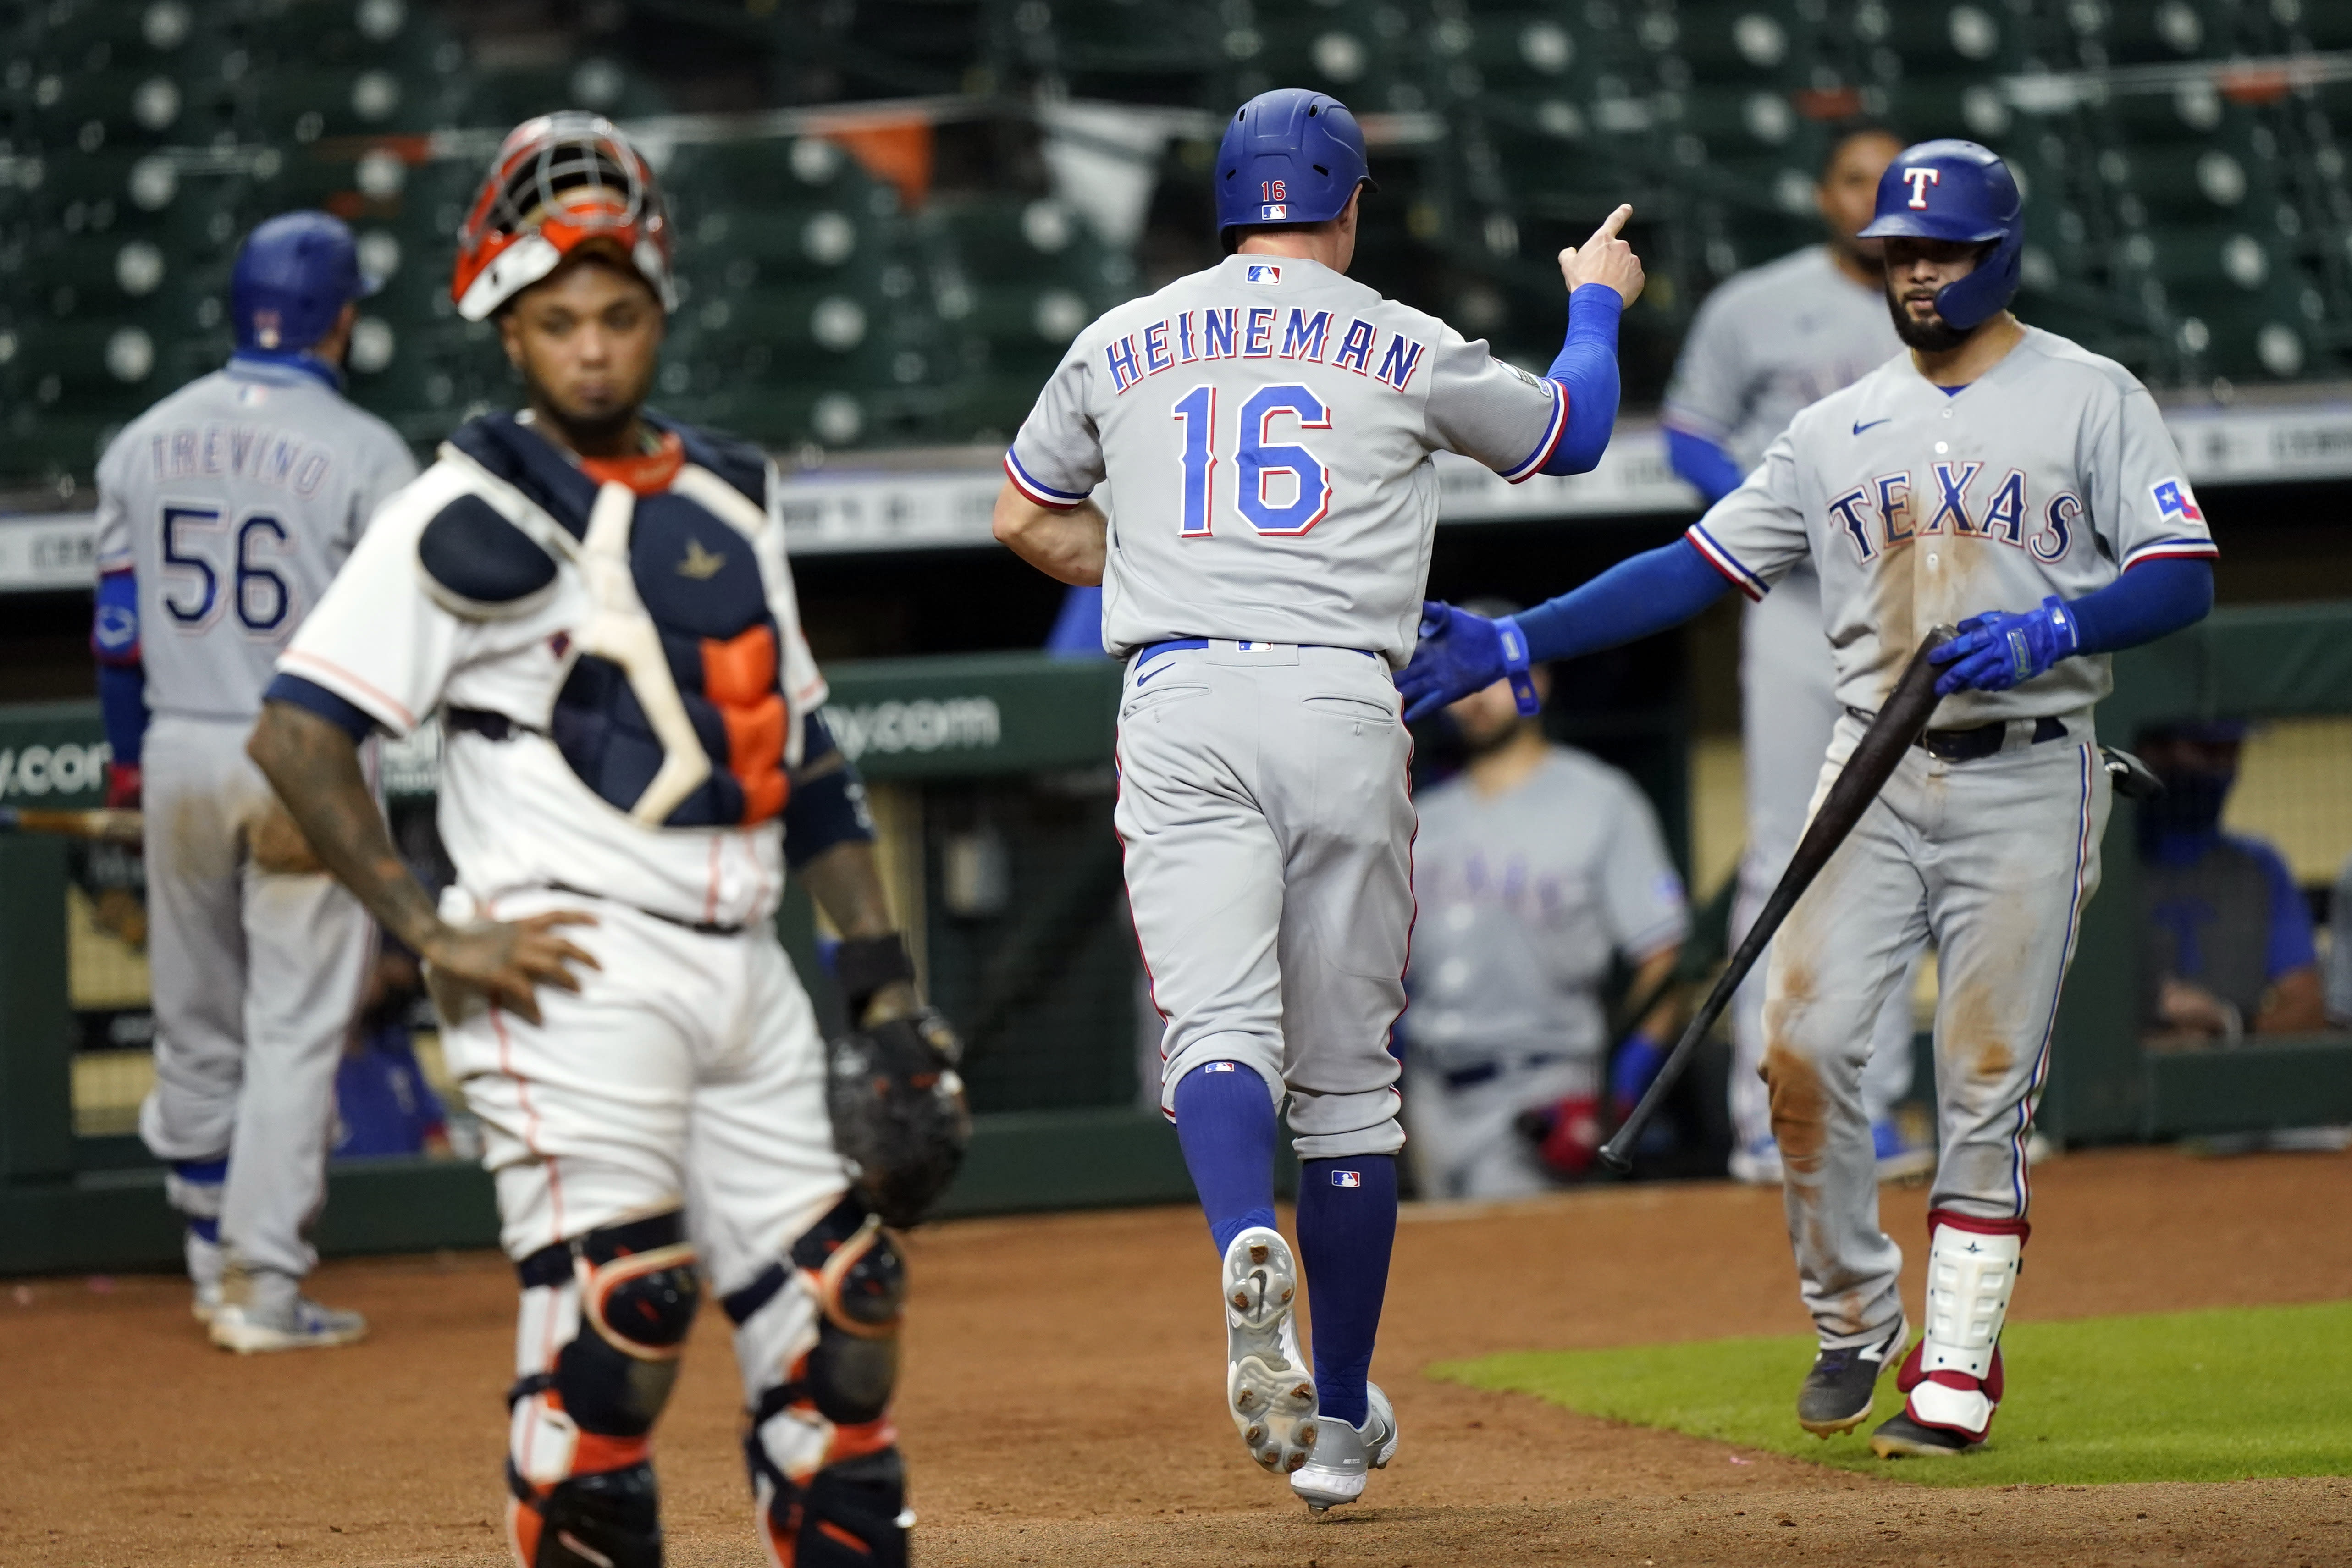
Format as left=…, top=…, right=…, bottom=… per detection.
left=186, top=1230, right=224, bottom=1325
left=1291, top=1382, right=1397, bottom=1513
left=207, top=1269, right=366, bottom=1353
left=1221, top=1226, right=1317, bottom=1474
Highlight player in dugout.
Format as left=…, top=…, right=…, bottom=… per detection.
left=247, top=113, right=959, bottom=1568
left=1401, top=599, right=1692, bottom=1198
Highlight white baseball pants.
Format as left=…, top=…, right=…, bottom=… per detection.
left=137, top=714, right=376, bottom=1281
left=1115, top=642, right=1414, bottom=1160
left=1761, top=712, right=2107, bottom=1348
left=436, top=890, right=848, bottom=1292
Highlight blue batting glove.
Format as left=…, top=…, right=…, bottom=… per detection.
left=1608, top=1031, right=1670, bottom=1119
left=1926, top=596, right=2079, bottom=695
left=1399, top=601, right=1540, bottom=722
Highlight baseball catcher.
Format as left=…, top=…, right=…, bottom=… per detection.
left=248, top=113, right=956, bottom=1566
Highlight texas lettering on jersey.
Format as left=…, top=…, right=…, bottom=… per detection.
left=1820, top=462, right=2086, bottom=567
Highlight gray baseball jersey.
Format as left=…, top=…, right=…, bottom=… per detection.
left=1662, top=245, right=1902, bottom=470
left=94, top=358, right=419, bottom=721
left=1688, top=326, right=2219, bottom=726
left=1405, top=748, right=1687, bottom=1072
left=1006, top=252, right=1572, bottom=665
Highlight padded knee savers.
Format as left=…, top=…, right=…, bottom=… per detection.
left=728, top=1196, right=910, bottom=1567
left=507, top=1213, right=702, bottom=1568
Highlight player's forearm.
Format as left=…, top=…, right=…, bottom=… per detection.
left=799, top=839, right=897, bottom=942
left=246, top=701, right=445, bottom=954
left=992, top=484, right=1107, bottom=586
left=1538, top=285, right=1626, bottom=476
left=2253, top=967, right=2328, bottom=1034
left=1628, top=945, right=1686, bottom=1041
left=2065, top=557, right=2213, bottom=655
left=1515, top=538, right=1734, bottom=665
left=1664, top=427, right=1746, bottom=507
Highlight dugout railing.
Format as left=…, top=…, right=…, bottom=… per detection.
left=3, top=612, right=2348, bottom=1274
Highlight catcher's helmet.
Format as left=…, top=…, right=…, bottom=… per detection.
left=1857, top=138, right=2022, bottom=331
left=230, top=210, right=378, bottom=353
left=451, top=111, right=675, bottom=321
left=1214, top=88, right=1377, bottom=251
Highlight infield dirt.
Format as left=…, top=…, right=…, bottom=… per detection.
left=7, top=1145, right=2348, bottom=1566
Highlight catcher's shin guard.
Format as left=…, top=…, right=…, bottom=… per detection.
left=505, top=1212, right=702, bottom=1568
left=1893, top=1209, right=2027, bottom=1443
left=728, top=1195, right=910, bottom=1567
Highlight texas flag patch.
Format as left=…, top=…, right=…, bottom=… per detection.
left=1331, top=1170, right=1362, bottom=1188
left=1246, top=261, right=1283, bottom=283
left=2151, top=476, right=2204, bottom=524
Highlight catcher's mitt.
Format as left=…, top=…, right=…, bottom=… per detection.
left=826, top=1008, right=970, bottom=1228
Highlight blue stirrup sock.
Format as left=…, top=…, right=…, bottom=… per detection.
left=1296, top=1154, right=1397, bottom=1430
left=1173, top=1062, right=1279, bottom=1258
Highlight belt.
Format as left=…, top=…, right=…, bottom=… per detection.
left=446, top=706, right=544, bottom=741
left=1132, top=638, right=1380, bottom=671
left=1440, top=1052, right=1565, bottom=1091
left=1848, top=708, right=2067, bottom=763
left=539, top=880, right=745, bottom=937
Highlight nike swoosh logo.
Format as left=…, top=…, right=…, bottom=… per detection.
left=1852, top=418, right=1892, bottom=435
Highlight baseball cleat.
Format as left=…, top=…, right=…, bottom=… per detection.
left=1291, top=1382, right=1397, bottom=1514
left=208, top=1268, right=366, bottom=1353
left=1795, top=1316, right=1906, bottom=1436
left=1870, top=1409, right=1981, bottom=1458
left=1221, top=1226, right=1317, bottom=1474
left=186, top=1230, right=225, bottom=1325
left=1727, top=1135, right=1783, bottom=1186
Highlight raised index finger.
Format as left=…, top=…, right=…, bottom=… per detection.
left=1589, top=203, right=1633, bottom=243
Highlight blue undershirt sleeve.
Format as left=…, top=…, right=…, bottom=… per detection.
left=97, top=664, right=148, bottom=766
left=2244, top=839, right=2319, bottom=982
left=1513, top=537, right=1736, bottom=665
left=1665, top=428, right=1748, bottom=507
left=1538, top=285, right=1626, bottom=476
left=2065, top=558, right=2214, bottom=654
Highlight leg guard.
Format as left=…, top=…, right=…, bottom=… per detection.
left=505, top=1212, right=702, bottom=1568
left=1894, top=1208, right=2027, bottom=1442
left=727, top=1195, right=908, bottom=1568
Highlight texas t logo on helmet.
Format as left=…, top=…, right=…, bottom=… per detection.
left=450, top=111, right=676, bottom=320
left=1902, top=166, right=1942, bottom=208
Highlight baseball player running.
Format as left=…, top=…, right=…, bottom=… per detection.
left=92, top=210, right=417, bottom=1351
left=1402, top=141, right=2216, bottom=1458
left=248, top=115, right=949, bottom=1567
left=993, top=87, right=1642, bottom=1511
left=1661, top=125, right=1929, bottom=1184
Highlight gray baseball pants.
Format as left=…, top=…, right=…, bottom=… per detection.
left=1115, top=641, right=1413, bottom=1159
left=137, top=715, right=376, bottom=1281
left=1762, top=711, right=2107, bottom=1347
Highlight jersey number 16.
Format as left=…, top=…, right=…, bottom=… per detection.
left=1172, top=382, right=1332, bottom=538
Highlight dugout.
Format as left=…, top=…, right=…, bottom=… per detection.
left=2, top=612, right=2349, bottom=1275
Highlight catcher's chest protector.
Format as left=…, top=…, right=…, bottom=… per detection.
left=429, top=414, right=793, bottom=828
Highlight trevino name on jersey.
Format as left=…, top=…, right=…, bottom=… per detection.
left=277, top=415, right=827, bottom=929
left=1686, top=326, right=2217, bottom=725
left=1006, top=253, right=1573, bottom=665
left=94, top=359, right=420, bottom=721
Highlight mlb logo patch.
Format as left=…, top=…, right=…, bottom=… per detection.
left=2151, top=476, right=2204, bottom=524
left=1259, top=204, right=1288, bottom=221
left=1203, top=1061, right=1237, bottom=1073
left=1331, top=1170, right=1362, bottom=1188
left=1246, top=261, right=1283, bottom=283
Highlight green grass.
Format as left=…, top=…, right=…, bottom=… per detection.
left=1432, top=1300, right=2352, bottom=1487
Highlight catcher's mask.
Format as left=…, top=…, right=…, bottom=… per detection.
left=451, top=111, right=677, bottom=321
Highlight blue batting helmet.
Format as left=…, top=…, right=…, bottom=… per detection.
left=1856, top=138, right=2022, bottom=331
left=1214, top=88, right=1376, bottom=250
left=230, top=210, right=379, bottom=353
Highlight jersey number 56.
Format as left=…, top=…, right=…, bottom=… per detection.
left=160, top=504, right=295, bottom=635
left=1172, top=382, right=1332, bottom=539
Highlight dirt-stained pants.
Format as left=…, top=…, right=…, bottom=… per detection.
left=1761, top=711, right=2108, bottom=1348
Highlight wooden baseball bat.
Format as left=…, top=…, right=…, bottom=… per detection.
left=1598, top=624, right=1957, bottom=1173
left=0, top=806, right=145, bottom=845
